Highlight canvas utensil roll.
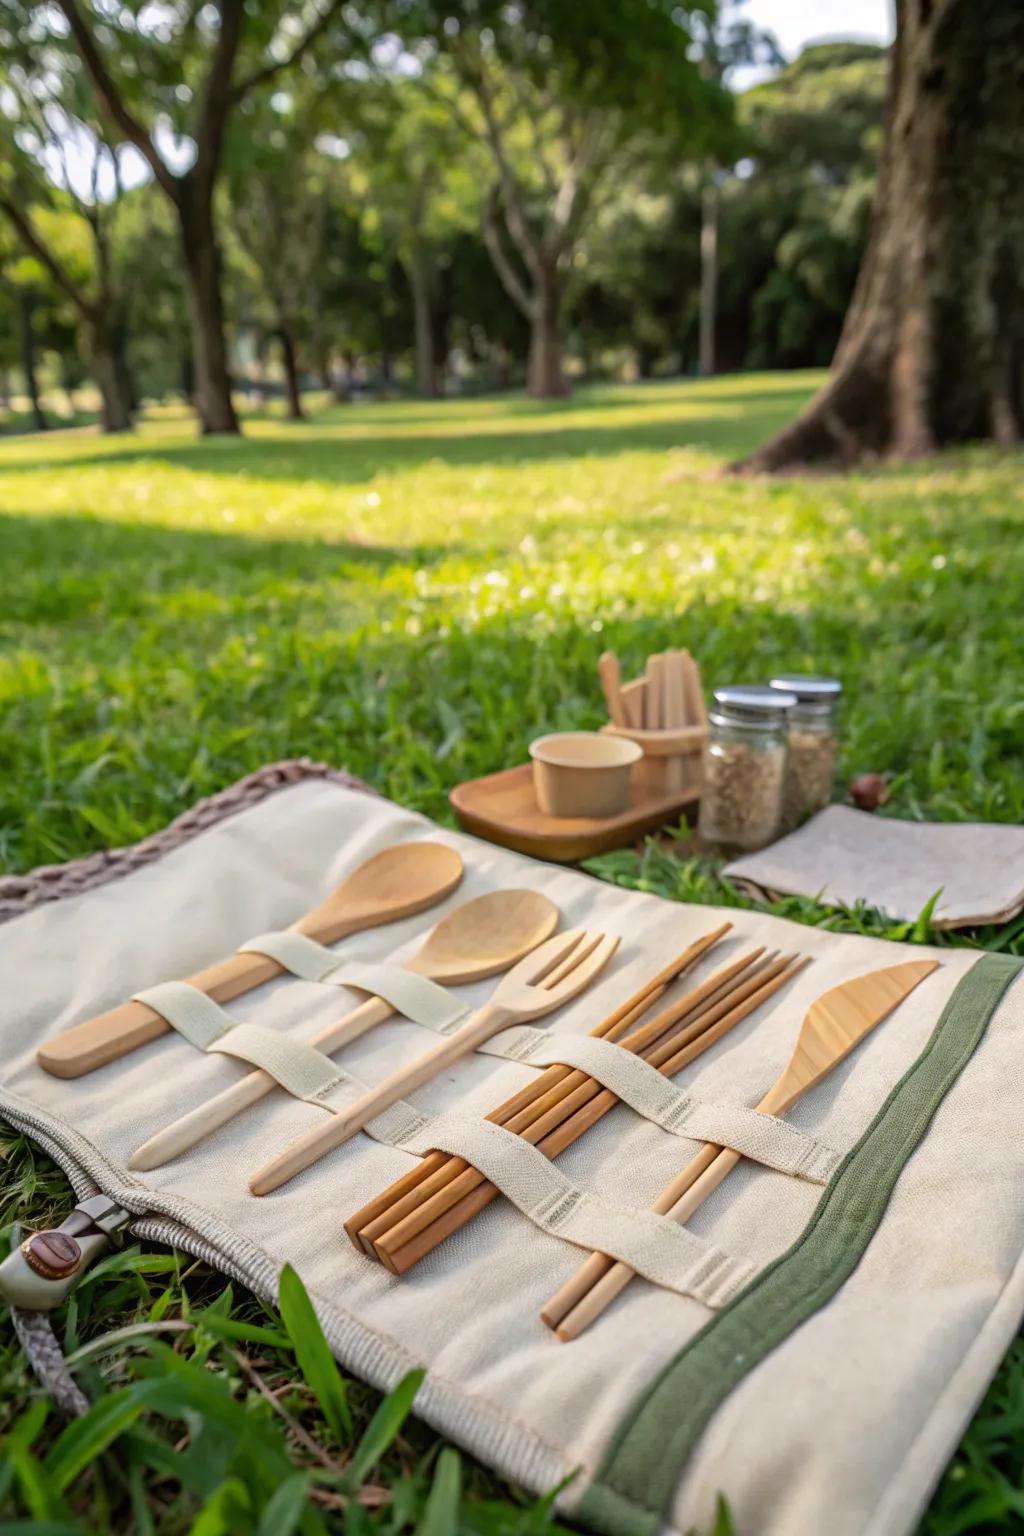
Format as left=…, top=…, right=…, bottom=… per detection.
left=1, top=769, right=1022, bottom=1536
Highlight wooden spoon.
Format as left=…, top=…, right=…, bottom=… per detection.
left=37, top=842, right=465, bottom=1079
left=129, top=889, right=559, bottom=1169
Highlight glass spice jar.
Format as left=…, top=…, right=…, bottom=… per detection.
left=770, top=674, right=842, bottom=832
left=697, top=685, right=796, bottom=855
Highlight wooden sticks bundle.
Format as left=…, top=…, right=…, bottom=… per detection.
left=346, top=924, right=806, bottom=1276
left=599, top=649, right=707, bottom=734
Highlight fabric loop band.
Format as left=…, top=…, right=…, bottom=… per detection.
left=480, top=1029, right=841, bottom=1183
left=398, top=1115, right=757, bottom=1310
left=239, top=929, right=342, bottom=983
left=330, top=962, right=470, bottom=1033
left=207, top=1023, right=349, bottom=1103
left=237, top=933, right=469, bottom=1033
left=134, top=982, right=233, bottom=1050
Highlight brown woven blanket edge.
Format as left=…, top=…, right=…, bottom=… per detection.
left=0, top=760, right=378, bottom=924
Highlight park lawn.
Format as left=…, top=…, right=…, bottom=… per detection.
left=1, top=373, right=1023, bottom=1532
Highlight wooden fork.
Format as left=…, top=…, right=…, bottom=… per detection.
left=248, top=928, right=620, bottom=1194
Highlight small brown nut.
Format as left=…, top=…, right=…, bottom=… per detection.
left=21, top=1229, right=83, bottom=1280
left=849, top=772, right=889, bottom=811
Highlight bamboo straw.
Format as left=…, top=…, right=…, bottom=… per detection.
left=342, top=923, right=731, bottom=1252
left=541, top=955, right=811, bottom=1336
left=361, top=951, right=768, bottom=1263
left=370, top=951, right=793, bottom=1275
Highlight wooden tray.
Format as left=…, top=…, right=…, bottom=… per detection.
left=450, top=763, right=700, bottom=863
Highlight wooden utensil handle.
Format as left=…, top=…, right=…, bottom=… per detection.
left=549, top=1144, right=736, bottom=1338
left=37, top=949, right=285, bottom=1079
left=250, top=1003, right=507, bottom=1194
left=129, top=995, right=396, bottom=1170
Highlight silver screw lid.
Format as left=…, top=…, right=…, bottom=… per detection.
left=769, top=674, right=842, bottom=701
left=711, top=684, right=797, bottom=728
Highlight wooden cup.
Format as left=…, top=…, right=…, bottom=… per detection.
left=529, top=732, right=643, bottom=819
left=600, top=722, right=706, bottom=795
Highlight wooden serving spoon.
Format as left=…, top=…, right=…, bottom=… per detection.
left=37, top=842, right=465, bottom=1080
left=129, top=889, right=560, bottom=1169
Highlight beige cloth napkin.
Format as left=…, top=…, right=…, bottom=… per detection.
left=724, top=805, right=1024, bottom=929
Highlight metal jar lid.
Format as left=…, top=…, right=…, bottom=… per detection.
left=769, top=674, right=842, bottom=702
left=710, top=684, right=797, bottom=729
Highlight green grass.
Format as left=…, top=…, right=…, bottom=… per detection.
left=2, top=375, right=1024, bottom=1533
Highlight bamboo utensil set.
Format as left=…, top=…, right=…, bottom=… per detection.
left=36, top=834, right=941, bottom=1344
left=346, top=927, right=815, bottom=1275
left=130, top=887, right=560, bottom=1171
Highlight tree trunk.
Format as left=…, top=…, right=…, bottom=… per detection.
left=279, top=320, right=305, bottom=421
left=407, top=249, right=437, bottom=400
left=527, top=272, right=569, bottom=399
left=733, top=0, right=1024, bottom=473
left=698, top=178, right=719, bottom=379
left=178, top=180, right=240, bottom=435
left=18, top=290, right=47, bottom=432
left=90, top=318, right=134, bottom=432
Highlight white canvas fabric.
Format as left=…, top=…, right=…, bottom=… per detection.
left=2, top=778, right=1022, bottom=1536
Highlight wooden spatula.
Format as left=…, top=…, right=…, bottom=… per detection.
left=37, top=842, right=464, bottom=1079
left=546, top=956, right=940, bottom=1338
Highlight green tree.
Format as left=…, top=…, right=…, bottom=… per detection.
left=394, top=0, right=731, bottom=397
left=341, top=72, right=480, bottom=397
left=5, top=0, right=352, bottom=434
left=0, top=73, right=135, bottom=430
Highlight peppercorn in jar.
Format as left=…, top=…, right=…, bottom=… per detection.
left=697, top=685, right=796, bottom=855
left=769, top=674, right=842, bottom=832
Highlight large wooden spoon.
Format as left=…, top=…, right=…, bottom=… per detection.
left=130, top=889, right=559, bottom=1168
left=37, top=842, right=464, bottom=1080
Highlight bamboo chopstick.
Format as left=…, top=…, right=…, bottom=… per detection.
left=357, top=944, right=787, bottom=1275
left=541, top=954, right=811, bottom=1337
left=343, top=923, right=731, bottom=1253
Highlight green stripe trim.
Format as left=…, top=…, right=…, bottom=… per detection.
left=578, top=952, right=1023, bottom=1536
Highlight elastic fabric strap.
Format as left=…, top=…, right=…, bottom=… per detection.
left=480, top=1028, right=840, bottom=1183
left=398, top=1114, right=756, bottom=1309
left=134, top=982, right=233, bottom=1050
left=238, top=932, right=469, bottom=1032
left=207, top=1023, right=349, bottom=1103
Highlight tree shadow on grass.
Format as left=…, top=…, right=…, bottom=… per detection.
left=0, top=393, right=814, bottom=485
left=0, top=511, right=458, bottom=627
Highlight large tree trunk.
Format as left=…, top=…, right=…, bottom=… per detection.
left=278, top=320, right=305, bottom=421
left=18, top=290, right=47, bottom=432
left=527, top=272, right=569, bottom=399
left=178, top=180, right=240, bottom=435
left=733, top=0, right=1024, bottom=473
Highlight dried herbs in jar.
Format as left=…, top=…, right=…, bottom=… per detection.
left=770, top=674, right=842, bottom=831
left=697, top=685, right=796, bottom=855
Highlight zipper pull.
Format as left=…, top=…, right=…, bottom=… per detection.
left=0, top=1194, right=132, bottom=1311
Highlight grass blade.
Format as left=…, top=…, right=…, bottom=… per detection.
left=416, top=1448, right=462, bottom=1536
left=277, top=1263, right=352, bottom=1440
left=342, top=1368, right=425, bottom=1493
